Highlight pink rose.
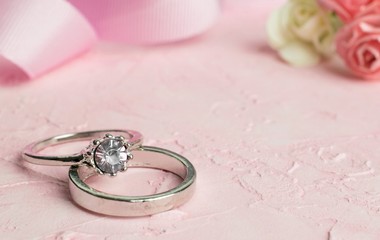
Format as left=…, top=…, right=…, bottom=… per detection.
left=356, top=1, right=380, bottom=16
left=336, top=5, right=380, bottom=79
left=319, top=0, right=376, bottom=22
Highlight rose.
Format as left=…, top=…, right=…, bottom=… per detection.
left=357, top=1, right=380, bottom=17
left=336, top=4, right=380, bottom=79
left=318, top=0, right=376, bottom=22
left=267, top=0, right=338, bottom=66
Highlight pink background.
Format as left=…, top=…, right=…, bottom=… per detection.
left=1, top=1, right=380, bottom=239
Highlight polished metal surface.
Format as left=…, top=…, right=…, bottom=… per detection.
left=69, top=146, right=197, bottom=217
left=22, top=129, right=143, bottom=166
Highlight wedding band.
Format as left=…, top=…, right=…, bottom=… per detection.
left=69, top=146, right=196, bottom=217
left=22, top=130, right=143, bottom=176
left=22, top=130, right=196, bottom=216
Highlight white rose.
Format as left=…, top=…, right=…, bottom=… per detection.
left=267, top=0, right=337, bottom=67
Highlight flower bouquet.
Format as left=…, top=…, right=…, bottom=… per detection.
left=267, top=0, right=380, bottom=80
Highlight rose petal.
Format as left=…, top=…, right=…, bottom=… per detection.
left=291, top=1, right=315, bottom=27
left=336, top=24, right=359, bottom=59
left=267, top=7, right=292, bottom=49
left=357, top=2, right=380, bottom=17
left=293, top=13, right=319, bottom=41
left=318, top=0, right=375, bottom=22
left=359, top=16, right=380, bottom=33
left=312, top=26, right=335, bottom=56
left=278, top=40, right=321, bottom=67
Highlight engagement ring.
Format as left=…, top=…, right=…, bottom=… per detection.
left=22, top=130, right=196, bottom=216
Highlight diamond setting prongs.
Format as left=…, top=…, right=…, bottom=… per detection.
left=82, top=134, right=133, bottom=176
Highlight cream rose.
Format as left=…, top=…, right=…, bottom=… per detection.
left=267, top=0, right=339, bottom=67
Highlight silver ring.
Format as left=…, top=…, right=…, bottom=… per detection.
left=22, top=129, right=143, bottom=176
left=22, top=130, right=196, bottom=216
left=69, top=146, right=196, bottom=217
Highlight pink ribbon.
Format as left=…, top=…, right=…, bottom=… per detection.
left=0, top=0, right=220, bottom=84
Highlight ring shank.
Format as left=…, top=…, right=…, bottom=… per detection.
left=69, top=146, right=196, bottom=217
left=23, top=130, right=143, bottom=166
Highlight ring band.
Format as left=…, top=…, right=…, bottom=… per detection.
left=22, top=129, right=143, bottom=166
left=69, top=146, right=196, bottom=217
left=22, top=130, right=196, bottom=216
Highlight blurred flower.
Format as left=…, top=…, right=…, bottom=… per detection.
left=318, top=0, right=376, bottom=22
left=336, top=3, right=380, bottom=79
left=267, top=0, right=339, bottom=67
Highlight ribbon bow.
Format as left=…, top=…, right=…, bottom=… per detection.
left=0, top=0, right=220, bottom=85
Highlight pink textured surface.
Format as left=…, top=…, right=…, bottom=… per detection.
left=1, top=1, right=380, bottom=239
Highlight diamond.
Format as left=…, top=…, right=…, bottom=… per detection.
left=94, top=138, right=129, bottom=175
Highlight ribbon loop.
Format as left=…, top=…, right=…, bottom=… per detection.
left=69, top=0, right=220, bottom=44
left=0, top=0, right=220, bottom=84
left=0, top=0, right=96, bottom=82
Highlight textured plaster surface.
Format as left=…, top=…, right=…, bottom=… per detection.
left=1, top=1, right=380, bottom=239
